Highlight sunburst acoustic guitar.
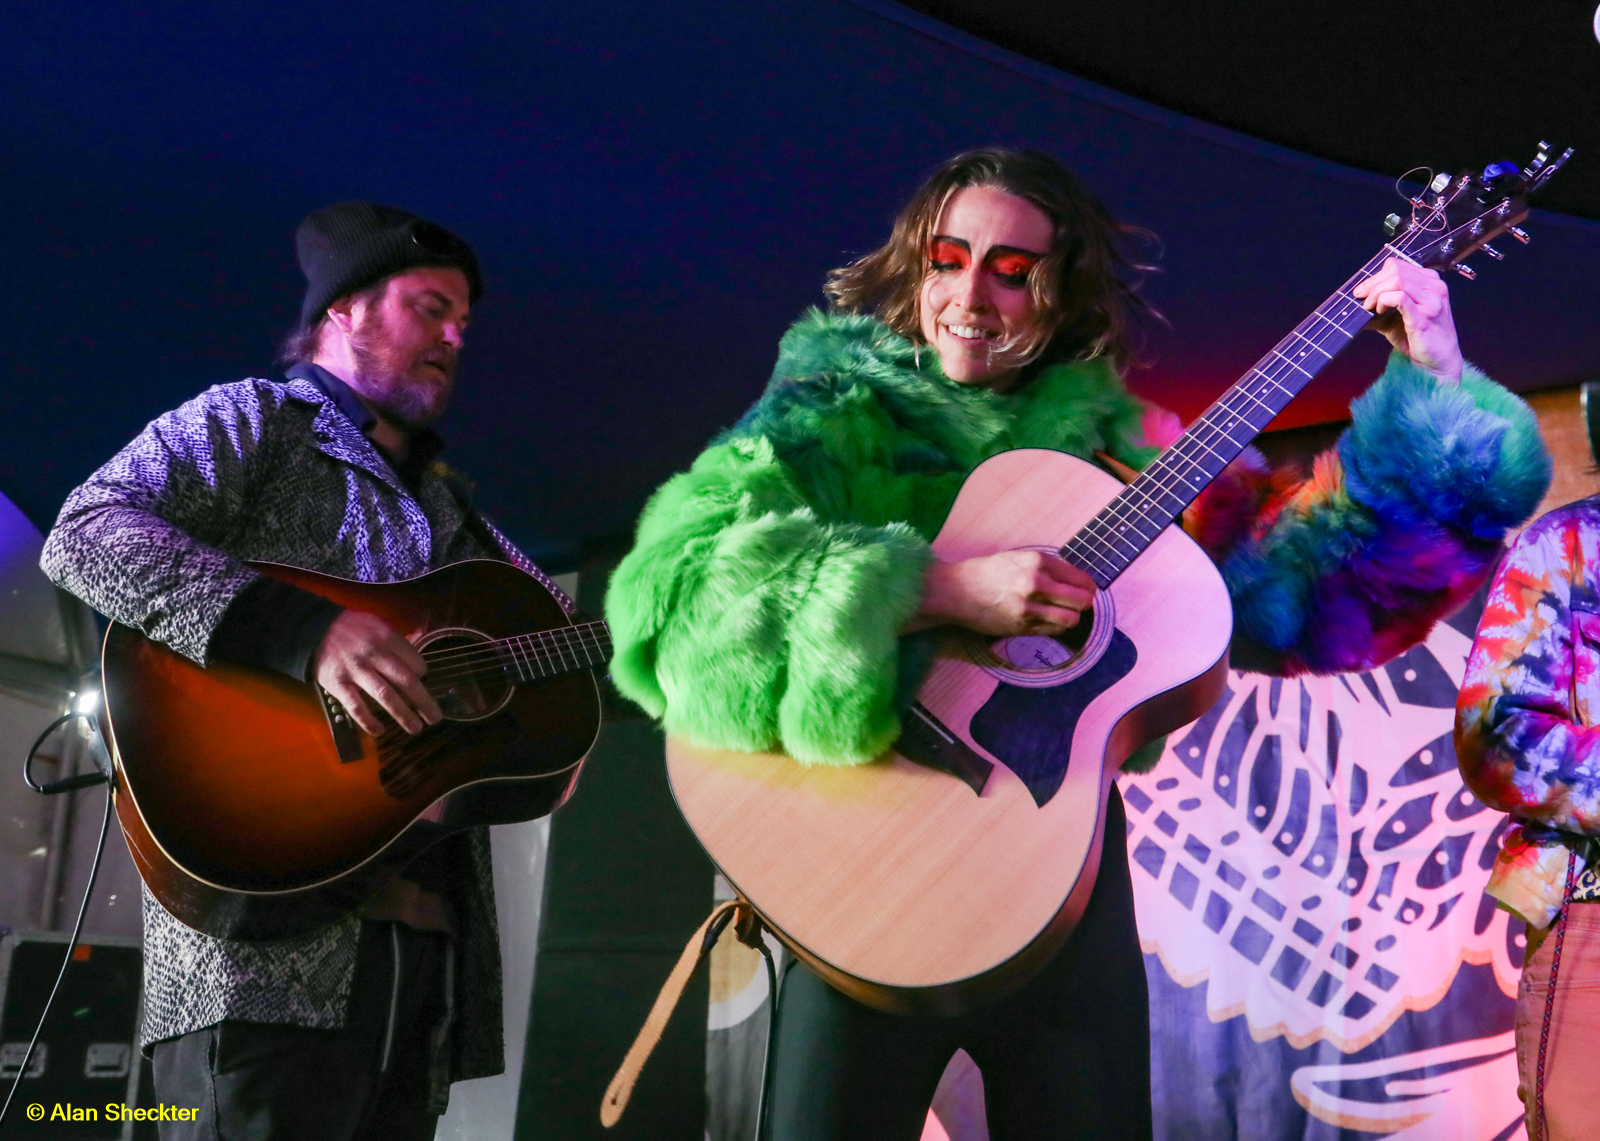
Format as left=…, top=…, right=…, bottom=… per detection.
left=99, top=558, right=611, bottom=941
left=666, top=146, right=1571, bottom=1014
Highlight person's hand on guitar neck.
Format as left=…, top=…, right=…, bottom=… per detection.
left=903, top=261, right=1460, bottom=643
left=1352, top=256, right=1463, bottom=383
left=312, top=610, right=443, bottom=736
left=906, top=549, right=1096, bottom=638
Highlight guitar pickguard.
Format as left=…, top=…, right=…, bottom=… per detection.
left=377, top=710, right=524, bottom=799
left=968, top=628, right=1138, bottom=807
left=896, top=701, right=994, bottom=795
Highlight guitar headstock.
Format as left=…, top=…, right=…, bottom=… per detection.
left=1383, top=141, right=1573, bottom=280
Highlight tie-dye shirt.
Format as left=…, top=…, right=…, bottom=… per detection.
left=1458, top=496, right=1600, bottom=927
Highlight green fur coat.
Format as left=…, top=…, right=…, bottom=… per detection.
left=606, top=309, right=1549, bottom=770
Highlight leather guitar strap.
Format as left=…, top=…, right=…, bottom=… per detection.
left=600, top=897, right=759, bottom=1127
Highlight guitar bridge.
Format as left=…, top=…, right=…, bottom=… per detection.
left=897, top=702, right=992, bottom=796
left=318, top=685, right=365, bottom=763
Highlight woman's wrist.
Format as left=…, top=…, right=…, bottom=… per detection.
left=1417, top=350, right=1463, bottom=385
left=904, top=559, right=960, bottom=633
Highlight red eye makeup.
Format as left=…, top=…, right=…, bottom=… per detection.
left=929, top=239, right=971, bottom=270
left=928, top=237, right=1039, bottom=287
left=987, top=251, right=1039, bottom=282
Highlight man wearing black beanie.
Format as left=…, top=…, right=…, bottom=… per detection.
left=41, top=202, right=568, bottom=1140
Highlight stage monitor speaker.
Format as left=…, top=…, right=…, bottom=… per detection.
left=0, top=932, right=157, bottom=1139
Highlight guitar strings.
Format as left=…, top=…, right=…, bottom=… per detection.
left=421, top=648, right=609, bottom=688
left=421, top=634, right=612, bottom=684
left=417, top=652, right=589, bottom=684
left=1145, top=256, right=1366, bottom=468
left=1069, top=262, right=1388, bottom=583
left=1066, top=349, right=1310, bottom=574
left=418, top=620, right=609, bottom=666
left=1074, top=342, right=1317, bottom=567
left=416, top=622, right=611, bottom=673
left=417, top=625, right=614, bottom=688
left=459, top=630, right=614, bottom=685
left=423, top=623, right=609, bottom=664
left=416, top=636, right=606, bottom=675
left=1061, top=247, right=1394, bottom=586
left=1119, top=281, right=1359, bottom=509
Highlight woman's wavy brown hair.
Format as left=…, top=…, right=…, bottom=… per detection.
left=824, top=148, right=1160, bottom=370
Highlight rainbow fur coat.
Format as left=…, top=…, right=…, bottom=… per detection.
left=607, top=309, right=1550, bottom=772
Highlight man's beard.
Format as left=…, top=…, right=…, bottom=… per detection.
left=348, top=314, right=456, bottom=429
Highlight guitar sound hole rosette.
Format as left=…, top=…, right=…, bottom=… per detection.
left=965, top=555, right=1118, bottom=690
left=415, top=626, right=516, bottom=722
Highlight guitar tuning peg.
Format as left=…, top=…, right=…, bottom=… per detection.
left=1480, top=161, right=1520, bottom=191
left=1430, top=173, right=1452, bottom=193
left=1524, top=142, right=1552, bottom=178
left=1383, top=212, right=1405, bottom=237
left=1454, top=264, right=1478, bottom=281
left=1482, top=244, right=1504, bottom=261
left=1510, top=226, right=1531, bottom=244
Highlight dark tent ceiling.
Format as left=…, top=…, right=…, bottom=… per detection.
left=5, top=0, right=1598, bottom=558
left=902, top=0, right=1600, bottom=220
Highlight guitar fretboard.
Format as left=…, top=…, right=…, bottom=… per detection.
left=1063, top=248, right=1397, bottom=588
left=421, top=620, right=614, bottom=686
left=498, top=620, right=613, bottom=683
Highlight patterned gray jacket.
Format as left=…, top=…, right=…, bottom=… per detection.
left=40, top=374, right=562, bottom=1081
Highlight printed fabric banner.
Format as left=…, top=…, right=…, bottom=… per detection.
left=1123, top=589, right=1526, bottom=1141
left=705, top=588, right=1526, bottom=1141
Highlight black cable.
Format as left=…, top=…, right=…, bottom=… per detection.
left=753, top=940, right=783, bottom=1141
left=23, top=710, right=109, bottom=795
left=0, top=781, right=114, bottom=1130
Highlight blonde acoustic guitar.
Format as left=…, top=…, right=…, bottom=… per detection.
left=667, top=146, right=1569, bottom=1015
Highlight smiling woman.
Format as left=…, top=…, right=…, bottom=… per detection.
left=603, top=147, right=1550, bottom=1139
left=824, top=149, right=1161, bottom=386
left=914, top=187, right=1050, bottom=389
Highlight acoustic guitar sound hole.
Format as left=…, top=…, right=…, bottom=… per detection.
left=417, top=627, right=515, bottom=721
left=973, top=590, right=1118, bottom=690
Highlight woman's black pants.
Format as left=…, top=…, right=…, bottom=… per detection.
left=767, top=787, right=1152, bottom=1141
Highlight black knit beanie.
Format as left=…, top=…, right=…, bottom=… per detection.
left=294, top=201, right=484, bottom=329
